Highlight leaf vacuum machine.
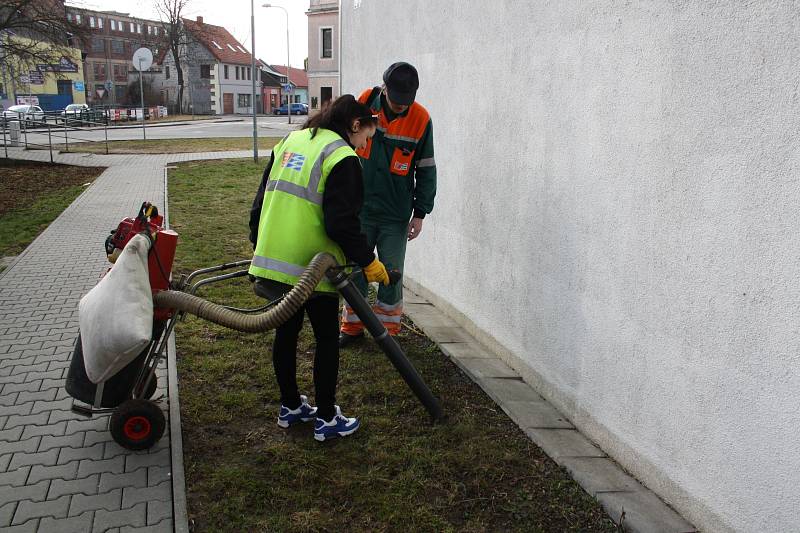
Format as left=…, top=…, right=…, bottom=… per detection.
left=66, top=202, right=444, bottom=450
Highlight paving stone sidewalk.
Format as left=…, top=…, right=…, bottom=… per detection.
left=0, top=148, right=254, bottom=532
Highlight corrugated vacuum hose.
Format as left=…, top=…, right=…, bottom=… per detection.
left=153, top=252, right=338, bottom=333
left=154, top=252, right=445, bottom=421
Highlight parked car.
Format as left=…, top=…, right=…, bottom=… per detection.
left=60, top=103, right=90, bottom=123
left=274, top=103, right=309, bottom=115
left=2, top=104, right=45, bottom=124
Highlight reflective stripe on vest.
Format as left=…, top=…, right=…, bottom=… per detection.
left=264, top=137, right=349, bottom=205
left=251, top=255, right=306, bottom=278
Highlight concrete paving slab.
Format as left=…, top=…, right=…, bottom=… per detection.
left=439, top=342, right=496, bottom=360
left=422, top=326, right=474, bottom=344
left=597, top=491, right=698, bottom=533
left=560, top=457, right=644, bottom=496
left=480, top=377, right=545, bottom=403
left=524, top=428, right=606, bottom=462
left=501, top=400, right=575, bottom=429
left=402, top=291, right=429, bottom=304
left=453, top=356, right=519, bottom=379
left=404, top=310, right=458, bottom=330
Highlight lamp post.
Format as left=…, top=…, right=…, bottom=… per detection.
left=262, top=3, right=291, bottom=125
left=250, top=0, right=258, bottom=162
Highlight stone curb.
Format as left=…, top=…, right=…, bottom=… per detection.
left=402, top=288, right=697, bottom=533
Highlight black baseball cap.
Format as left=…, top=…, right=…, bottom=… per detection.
left=383, top=62, right=419, bottom=106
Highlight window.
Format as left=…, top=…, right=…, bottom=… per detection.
left=235, top=66, right=240, bottom=80
left=138, top=24, right=143, bottom=33
left=224, top=65, right=229, bottom=79
left=75, top=14, right=82, bottom=24
left=311, top=96, right=318, bottom=109
left=227, top=43, right=237, bottom=51
left=321, top=28, right=332, bottom=58
left=93, top=63, right=106, bottom=79
left=111, top=40, right=124, bottom=54
left=113, top=64, right=128, bottom=81
left=153, top=26, right=158, bottom=36
left=200, top=65, right=210, bottom=79
left=237, top=45, right=247, bottom=53
left=89, top=16, right=95, bottom=28
left=98, top=18, right=103, bottom=29
left=211, top=40, right=222, bottom=50
left=67, top=13, right=73, bottom=21
left=238, top=94, right=251, bottom=107
left=165, top=65, right=170, bottom=79
left=110, top=20, right=116, bottom=31
left=115, top=85, right=126, bottom=101
left=130, top=22, right=135, bottom=33
left=246, top=67, right=251, bottom=81
left=92, top=38, right=105, bottom=53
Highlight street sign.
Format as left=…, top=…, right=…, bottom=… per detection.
left=132, top=47, right=153, bottom=71
left=96, top=88, right=106, bottom=99
left=73, top=81, right=85, bottom=92
left=104, top=81, right=113, bottom=91
left=28, top=71, right=44, bottom=85
left=283, top=84, right=293, bottom=93
left=19, top=75, right=30, bottom=84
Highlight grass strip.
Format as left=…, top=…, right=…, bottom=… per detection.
left=0, top=159, right=104, bottom=260
left=169, top=158, right=617, bottom=532
left=56, top=137, right=282, bottom=154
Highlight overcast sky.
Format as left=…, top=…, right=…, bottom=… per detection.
left=65, top=0, right=311, bottom=68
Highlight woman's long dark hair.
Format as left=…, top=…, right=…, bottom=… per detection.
left=303, top=94, right=377, bottom=142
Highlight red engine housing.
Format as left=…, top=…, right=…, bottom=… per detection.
left=106, top=204, right=178, bottom=320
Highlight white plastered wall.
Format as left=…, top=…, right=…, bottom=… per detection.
left=341, top=1, right=800, bottom=532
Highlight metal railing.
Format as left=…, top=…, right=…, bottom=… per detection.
left=2, top=112, right=110, bottom=162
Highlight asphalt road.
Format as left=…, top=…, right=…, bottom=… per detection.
left=2, top=115, right=304, bottom=146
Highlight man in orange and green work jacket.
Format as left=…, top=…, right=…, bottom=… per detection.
left=339, top=62, right=437, bottom=347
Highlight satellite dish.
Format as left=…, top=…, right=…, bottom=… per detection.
left=132, top=47, right=153, bottom=71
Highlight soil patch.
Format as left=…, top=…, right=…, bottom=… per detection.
left=0, top=159, right=105, bottom=215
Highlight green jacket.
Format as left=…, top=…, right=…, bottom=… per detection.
left=357, top=87, right=436, bottom=223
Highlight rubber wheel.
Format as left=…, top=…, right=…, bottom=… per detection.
left=110, top=399, right=165, bottom=450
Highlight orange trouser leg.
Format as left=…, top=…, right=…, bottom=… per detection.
left=340, top=301, right=403, bottom=336
left=340, top=304, right=365, bottom=336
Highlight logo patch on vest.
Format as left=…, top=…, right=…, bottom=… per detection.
left=393, top=161, right=409, bottom=172
left=281, top=152, right=306, bottom=171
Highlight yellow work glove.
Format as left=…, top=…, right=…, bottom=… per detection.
left=363, top=258, right=390, bottom=286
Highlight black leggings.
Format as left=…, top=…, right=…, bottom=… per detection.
left=272, top=293, right=340, bottom=422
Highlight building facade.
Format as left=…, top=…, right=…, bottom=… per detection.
left=306, top=0, right=338, bottom=114
left=174, top=17, right=259, bottom=115
left=64, top=7, right=166, bottom=108
left=0, top=38, right=86, bottom=111
left=269, top=65, right=308, bottom=106
left=343, top=1, right=800, bottom=532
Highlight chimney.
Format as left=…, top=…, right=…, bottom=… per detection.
left=196, top=16, right=203, bottom=24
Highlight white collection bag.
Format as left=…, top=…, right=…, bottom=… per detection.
left=79, top=233, right=154, bottom=384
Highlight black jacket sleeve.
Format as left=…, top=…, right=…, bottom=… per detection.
left=323, top=156, right=375, bottom=267
left=249, top=152, right=275, bottom=248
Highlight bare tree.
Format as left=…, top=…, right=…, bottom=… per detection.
left=0, top=0, right=90, bottom=84
left=154, top=0, right=188, bottom=113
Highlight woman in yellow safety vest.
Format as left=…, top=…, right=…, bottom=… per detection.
left=248, top=95, right=389, bottom=442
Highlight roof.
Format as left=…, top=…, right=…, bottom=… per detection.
left=269, top=65, right=308, bottom=88
left=182, top=17, right=254, bottom=66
